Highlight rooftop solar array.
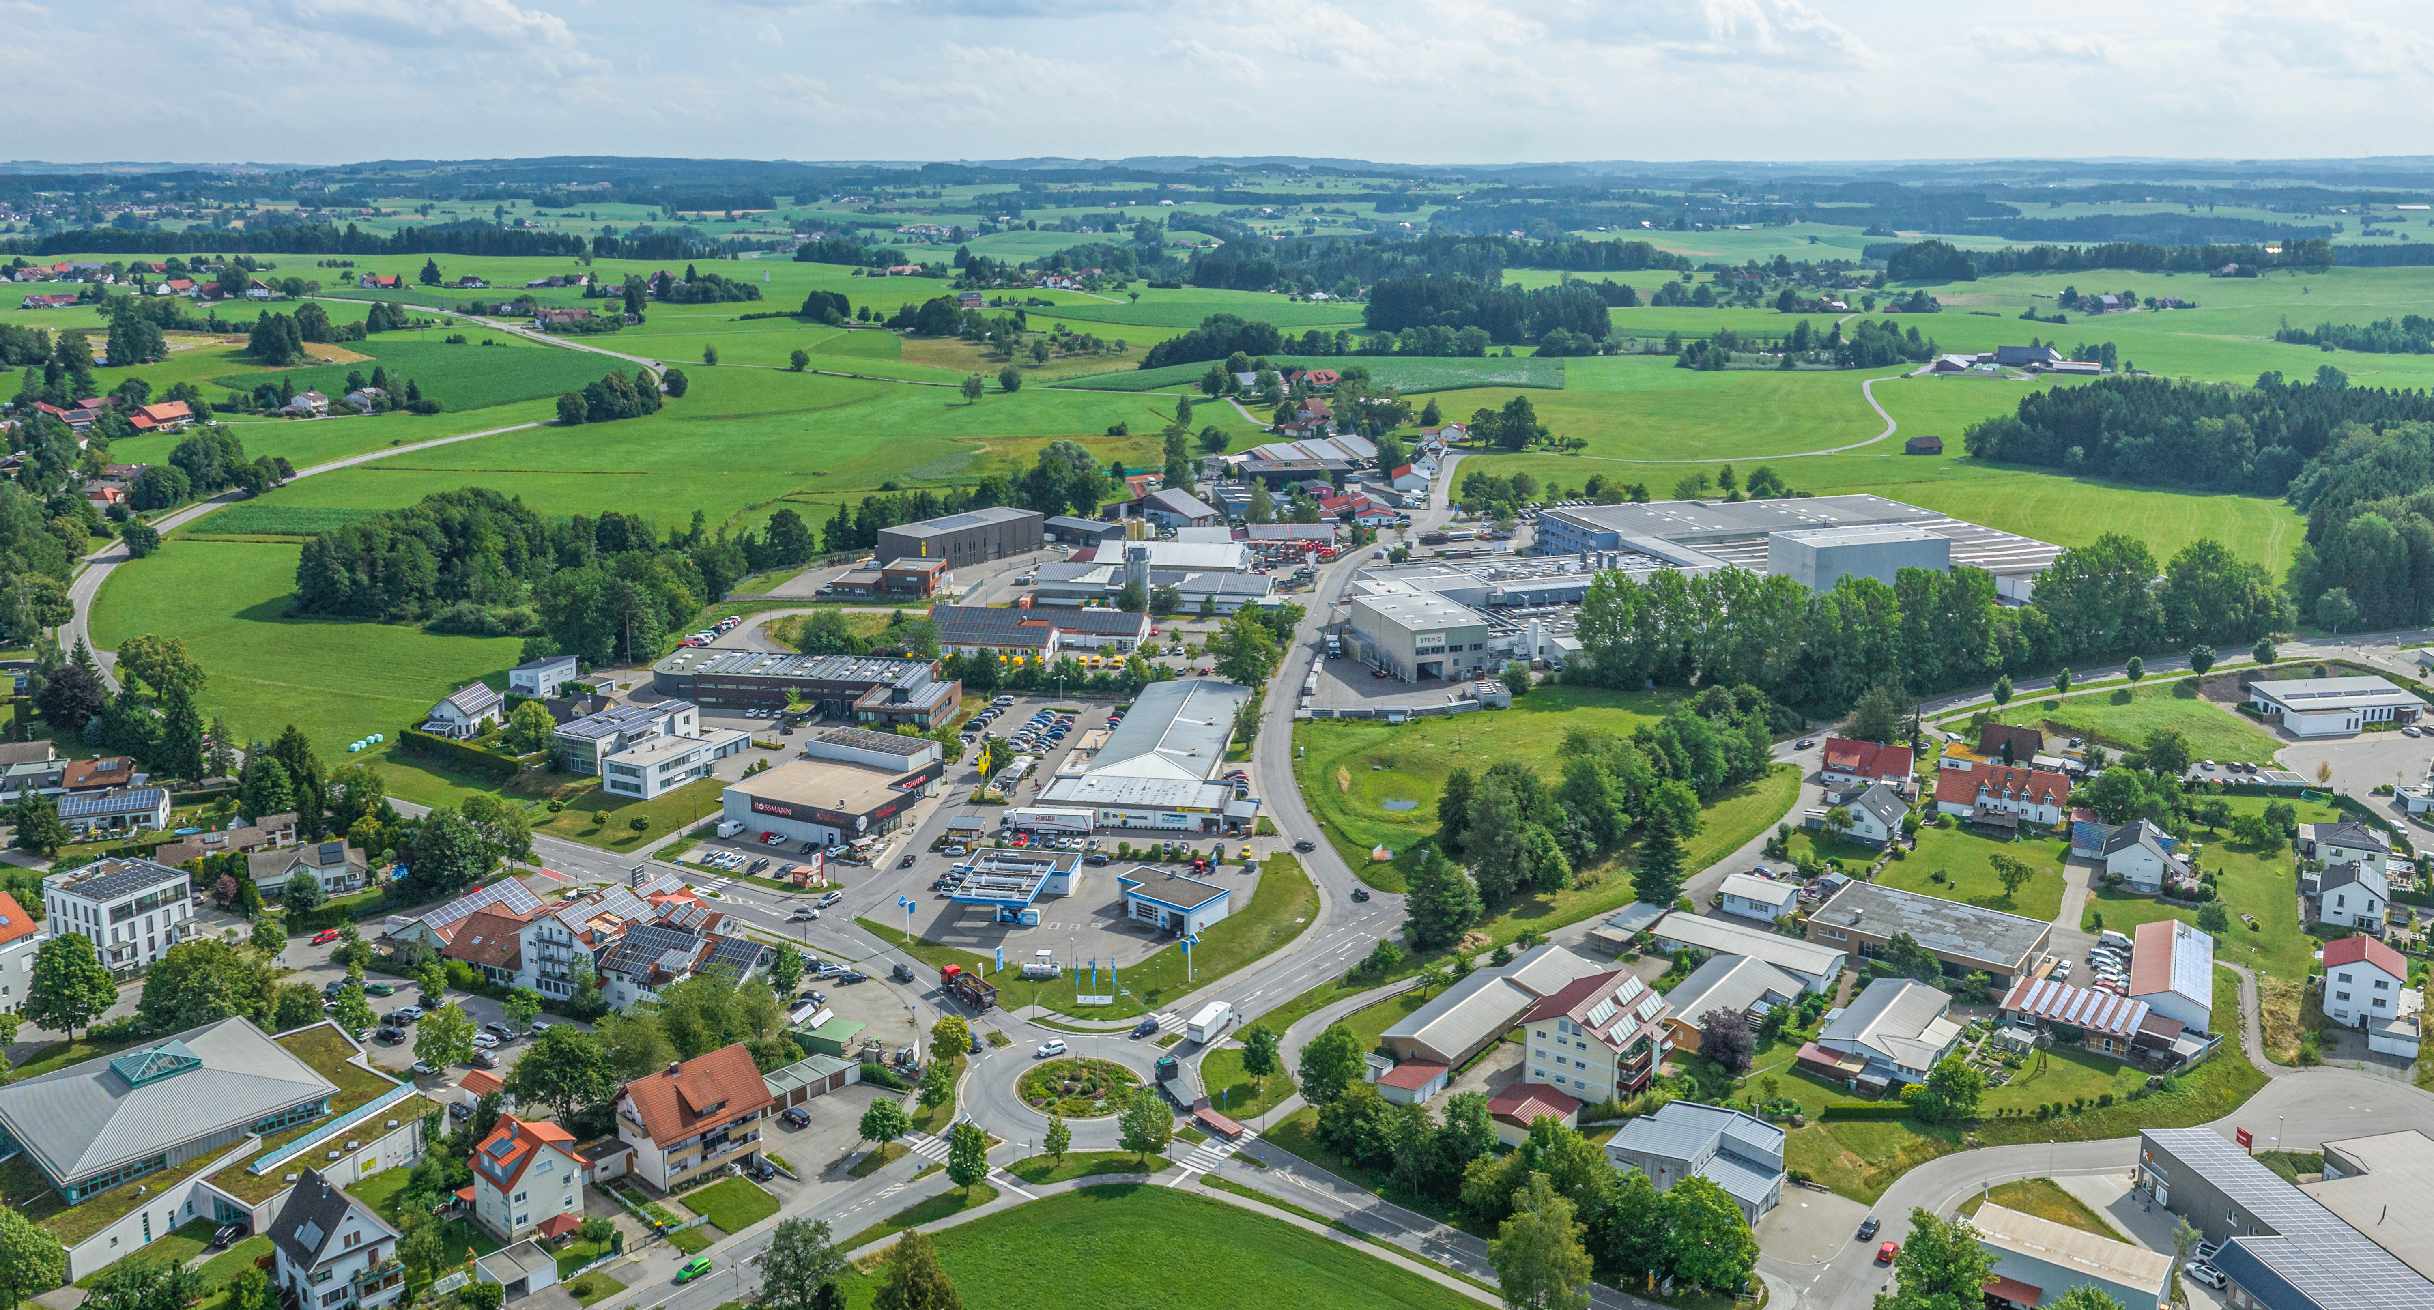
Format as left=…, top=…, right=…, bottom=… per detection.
left=56, top=787, right=168, bottom=820
left=425, top=878, right=542, bottom=931
left=2146, top=1128, right=2434, bottom=1310
left=48, top=855, right=186, bottom=901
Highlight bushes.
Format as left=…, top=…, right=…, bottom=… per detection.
left=396, top=726, right=521, bottom=782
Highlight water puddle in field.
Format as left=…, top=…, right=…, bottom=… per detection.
left=1380, top=798, right=1419, bottom=811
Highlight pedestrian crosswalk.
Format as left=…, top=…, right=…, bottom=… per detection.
left=1148, top=1010, right=1184, bottom=1035
left=903, top=1131, right=951, bottom=1163
left=1172, top=1130, right=1257, bottom=1183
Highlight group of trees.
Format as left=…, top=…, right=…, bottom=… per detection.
left=1883, top=236, right=2333, bottom=281
left=2275, top=315, right=2434, bottom=354
left=1417, top=688, right=1778, bottom=945
left=1297, top=1037, right=1757, bottom=1303
left=1570, top=536, right=2284, bottom=719
left=293, top=488, right=817, bottom=662
left=1363, top=274, right=1612, bottom=346
left=554, top=368, right=668, bottom=425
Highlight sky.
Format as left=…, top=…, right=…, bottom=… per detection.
left=11, top=0, right=2434, bottom=166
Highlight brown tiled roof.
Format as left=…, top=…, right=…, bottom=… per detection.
left=62, top=756, right=134, bottom=790
left=619, top=1044, right=772, bottom=1145
left=444, top=908, right=529, bottom=972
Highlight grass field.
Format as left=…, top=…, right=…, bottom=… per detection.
left=678, top=1176, right=779, bottom=1233
left=209, top=337, right=614, bottom=411
left=2079, top=794, right=2341, bottom=979
left=834, top=1185, right=1480, bottom=1310
left=1875, top=823, right=2070, bottom=923
left=87, top=537, right=520, bottom=788
left=1003, top=1151, right=1173, bottom=1184
left=1291, top=686, right=1680, bottom=887
left=1987, top=682, right=2284, bottom=764
left=1960, top=1179, right=2125, bottom=1240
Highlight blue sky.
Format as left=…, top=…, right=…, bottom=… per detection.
left=11, top=0, right=2434, bottom=165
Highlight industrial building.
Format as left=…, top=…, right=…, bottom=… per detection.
left=1647, top=912, right=1847, bottom=994
left=1379, top=944, right=1602, bottom=1076
left=823, top=557, right=950, bottom=599
left=1533, top=494, right=2061, bottom=601
left=651, top=650, right=959, bottom=726
left=718, top=756, right=942, bottom=850
left=1115, top=865, right=1232, bottom=935
left=872, top=506, right=1043, bottom=567
left=2246, top=675, right=2422, bottom=738
left=2137, top=1127, right=2434, bottom=1309
left=1972, top=1202, right=2172, bottom=1310
left=1029, top=539, right=1271, bottom=613
left=1807, top=880, right=2052, bottom=986
left=930, top=604, right=1151, bottom=659
left=800, top=725, right=942, bottom=775
left=1344, top=583, right=1499, bottom=683
left=1036, top=678, right=1257, bottom=832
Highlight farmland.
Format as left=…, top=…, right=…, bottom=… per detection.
left=1064, top=352, right=1567, bottom=394
left=206, top=336, right=615, bottom=411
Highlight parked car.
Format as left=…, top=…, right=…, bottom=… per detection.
left=311, top=928, right=341, bottom=946
left=393, top=1005, right=424, bottom=1023
left=839, top=970, right=869, bottom=984
left=374, top=1027, right=405, bottom=1045
left=781, top=1106, right=813, bottom=1128
left=472, top=1050, right=500, bottom=1069
left=483, top=1022, right=515, bottom=1039
left=2184, top=1263, right=2227, bottom=1290
left=472, top=1032, right=500, bottom=1050
left=363, top=982, right=396, bottom=997
left=211, top=1224, right=246, bottom=1250
left=1796, top=737, right=1817, bottom=749
left=1035, top=1039, right=1069, bottom=1059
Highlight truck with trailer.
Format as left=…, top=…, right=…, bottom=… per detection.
left=1005, top=806, right=1093, bottom=836
left=1186, top=1001, right=1233, bottom=1044
left=940, top=963, right=998, bottom=1011
left=1154, top=1053, right=1191, bottom=1107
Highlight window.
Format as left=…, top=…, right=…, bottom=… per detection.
left=2337, top=990, right=2352, bottom=1002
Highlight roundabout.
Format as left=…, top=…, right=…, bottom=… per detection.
left=1017, top=1057, right=1143, bottom=1118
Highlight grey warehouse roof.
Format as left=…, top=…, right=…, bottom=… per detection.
left=2146, top=1127, right=2434, bottom=1310
left=814, top=725, right=935, bottom=758
left=1809, top=879, right=2051, bottom=972
left=1090, top=678, right=1250, bottom=781
left=0, top=1017, right=339, bottom=1185
left=879, top=505, right=1039, bottom=538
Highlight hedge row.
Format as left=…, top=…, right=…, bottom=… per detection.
left=285, top=885, right=394, bottom=934
left=397, top=726, right=522, bottom=782
left=1818, top=1102, right=1917, bottom=1122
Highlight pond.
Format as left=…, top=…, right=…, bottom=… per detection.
left=1380, top=798, right=1419, bottom=812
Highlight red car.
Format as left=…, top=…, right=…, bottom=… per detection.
left=311, top=928, right=340, bottom=945
left=1876, top=1242, right=1900, bottom=1265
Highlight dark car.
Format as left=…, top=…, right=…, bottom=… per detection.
left=1292, top=839, right=1316, bottom=853
left=1351, top=888, right=1371, bottom=903
left=891, top=962, right=915, bottom=983
left=899, top=855, right=915, bottom=869
left=750, top=1160, right=778, bottom=1182
left=1131, top=1017, right=1160, bottom=1038
left=968, top=1032, right=983, bottom=1054
left=781, top=1106, right=813, bottom=1128
left=839, top=970, right=869, bottom=985
left=374, top=1027, right=405, bottom=1045
left=1857, top=1216, right=1880, bottom=1241
left=210, top=1224, right=246, bottom=1250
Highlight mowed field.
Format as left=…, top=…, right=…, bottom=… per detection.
left=834, top=1186, right=1480, bottom=1310
left=87, top=537, right=519, bottom=771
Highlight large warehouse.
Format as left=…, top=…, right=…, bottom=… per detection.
left=720, top=756, right=942, bottom=849
left=1533, top=494, right=2061, bottom=601
left=652, top=650, right=960, bottom=727
left=1345, top=582, right=1499, bottom=683
left=1037, top=677, right=1256, bottom=832
left=873, top=506, right=1043, bottom=567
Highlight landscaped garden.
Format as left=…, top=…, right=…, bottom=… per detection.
left=677, top=1176, right=779, bottom=1234
left=1985, top=680, right=2283, bottom=765
left=1017, top=1058, right=1140, bottom=1118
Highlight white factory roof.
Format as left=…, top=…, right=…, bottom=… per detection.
left=2249, top=675, right=2419, bottom=713
left=1352, top=584, right=1489, bottom=632
left=1653, top=912, right=1848, bottom=983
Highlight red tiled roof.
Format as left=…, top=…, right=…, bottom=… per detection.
left=444, top=907, right=530, bottom=972
left=472, top=1115, right=578, bottom=1194
left=1822, top=736, right=1913, bottom=780
left=1486, top=1082, right=1581, bottom=1125
left=137, top=401, right=191, bottom=424
left=63, top=756, right=134, bottom=790
left=2324, top=933, right=2407, bottom=978
left=0, top=891, right=36, bottom=949
left=537, top=1213, right=580, bottom=1240
left=1375, top=1060, right=1448, bottom=1091
left=461, top=1069, right=506, bottom=1097
left=620, top=1044, right=772, bottom=1145
left=1934, top=760, right=2070, bottom=810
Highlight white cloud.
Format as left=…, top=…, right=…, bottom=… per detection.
left=265, top=0, right=578, bottom=52
left=1973, top=29, right=2121, bottom=65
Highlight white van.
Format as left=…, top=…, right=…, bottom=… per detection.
left=2097, top=929, right=2134, bottom=953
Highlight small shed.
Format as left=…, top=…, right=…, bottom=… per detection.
left=1903, top=435, right=1944, bottom=455
left=801, top=1016, right=867, bottom=1057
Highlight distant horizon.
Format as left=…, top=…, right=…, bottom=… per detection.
left=14, top=0, right=2434, bottom=164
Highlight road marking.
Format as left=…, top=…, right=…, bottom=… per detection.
left=990, top=1170, right=1037, bottom=1199
left=903, top=1131, right=952, bottom=1162
left=1167, top=1166, right=1201, bottom=1187
left=1179, top=1129, right=1258, bottom=1174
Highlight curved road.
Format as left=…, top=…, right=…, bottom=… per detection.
left=1575, top=365, right=1920, bottom=466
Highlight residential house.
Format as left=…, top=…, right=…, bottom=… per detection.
left=281, top=390, right=331, bottom=418
left=62, top=755, right=136, bottom=792
left=1802, top=977, right=1961, bottom=1091
left=2322, top=935, right=2419, bottom=1058
left=422, top=683, right=504, bottom=739
left=440, top=905, right=543, bottom=991
left=469, top=1115, right=585, bottom=1243
left=1824, top=782, right=1907, bottom=847
left=614, top=1044, right=773, bottom=1192
left=0, top=740, right=64, bottom=804
left=1517, top=969, right=1672, bottom=1107
left=1661, top=954, right=1804, bottom=1057
left=2102, top=819, right=2187, bottom=895
left=56, top=787, right=173, bottom=841
left=1717, top=872, right=1800, bottom=923
left=1606, top=1101, right=1787, bottom=1223
left=2000, top=975, right=2186, bottom=1064
left=1819, top=736, right=1914, bottom=792
left=356, top=274, right=401, bottom=290
left=252, top=841, right=372, bottom=901
left=1377, top=944, right=1603, bottom=1096
left=1933, top=759, right=2071, bottom=830
left=2302, top=820, right=2391, bottom=870
left=127, top=401, right=192, bottom=433
left=267, top=1169, right=405, bottom=1310
left=1978, top=722, right=2043, bottom=764
left=593, top=904, right=765, bottom=1009
left=552, top=700, right=698, bottom=776
left=1138, top=487, right=1220, bottom=530
left=0, top=890, right=40, bottom=1015
left=2312, top=861, right=2390, bottom=933
left=509, top=654, right=580, bottom=699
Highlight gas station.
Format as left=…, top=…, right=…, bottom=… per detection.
left=946, top=850, right=1082, bottom=925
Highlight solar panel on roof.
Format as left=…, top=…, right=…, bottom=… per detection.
left=427, top=879, right=541, bottom=930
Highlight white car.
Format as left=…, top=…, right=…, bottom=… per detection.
left=1034, top=1039, right=1068, bottom=1059
left=472, top=1033, right=500, bottom=1050
left=2183, top=1262, right=2227, bottom=1290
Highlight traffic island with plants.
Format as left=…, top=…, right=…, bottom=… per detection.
left=1018, top=1058, right=1141, bottom=1118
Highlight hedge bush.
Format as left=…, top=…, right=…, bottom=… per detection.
left=397, top=726, right=521, bottom=781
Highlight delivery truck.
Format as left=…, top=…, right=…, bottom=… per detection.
left=1005, top=806, right=1093, bottom=836
left=1186, top=1001, right=1233, bottom=1044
